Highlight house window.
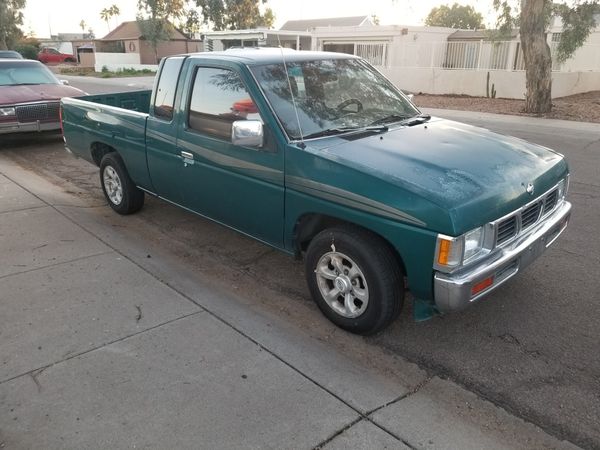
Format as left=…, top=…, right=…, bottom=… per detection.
left=323, top=43, right=354, bottom=55
left=551, top=33, right=562, bottom=70
left=444, top=41, right=480, bottom=69
left=355, top=43, right=387, bottom=67
left=487, top=41, right=510, bottom=70
left=513, top=43, right=525, bottom=70
left=323, top=42, right=388, bottom=67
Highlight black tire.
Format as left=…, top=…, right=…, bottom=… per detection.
left=305, top=225, right=404, bottom=335
left=64, top=57, right=76, bottom=63
left=99, top=153, right=144, bottom=215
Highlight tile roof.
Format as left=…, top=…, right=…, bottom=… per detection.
left=100, top=20, right=188, bottom=41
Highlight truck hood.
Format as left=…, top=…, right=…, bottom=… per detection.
left=0, top=84, right=84, bottom=106
left=305, top=117, right=568, bottom=234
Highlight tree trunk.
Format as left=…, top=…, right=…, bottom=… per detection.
left=520, top=0, right=552, bottom=113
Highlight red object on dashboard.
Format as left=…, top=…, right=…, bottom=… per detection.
left=232, top=98, right=258, bottom=114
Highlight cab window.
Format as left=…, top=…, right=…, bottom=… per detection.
left=154, top=57, right=184, bottom=120
left=188, top=67, right=261, bottom=141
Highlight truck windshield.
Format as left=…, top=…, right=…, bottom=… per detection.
left=250, top=58, right=419, bottom=140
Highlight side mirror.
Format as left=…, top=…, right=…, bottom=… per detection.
left=232, top=120, right=263, bottom=148
left=60, top=79, right=70, bottom=85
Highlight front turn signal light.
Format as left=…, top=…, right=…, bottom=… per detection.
left=435, top=235, right=463, bottom=268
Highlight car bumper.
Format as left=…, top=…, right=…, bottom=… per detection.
left=0, top=120, right=60, bottom=134
left=434, top=200, right=572, bottom=313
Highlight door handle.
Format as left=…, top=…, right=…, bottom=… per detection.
left=180, top=150, right=194, bottom=167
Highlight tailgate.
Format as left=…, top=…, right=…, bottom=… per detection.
left=61, top=97, right=151, bottom=188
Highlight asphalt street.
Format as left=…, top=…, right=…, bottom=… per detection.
left=2, top=76, right=599, bottom=448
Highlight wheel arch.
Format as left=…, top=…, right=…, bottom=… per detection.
left=293, top=212, right=407, bottom=278
left=90, top=141, right=118, bottom=166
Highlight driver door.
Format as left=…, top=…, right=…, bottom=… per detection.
left=174, top=64, right=285, bottom=247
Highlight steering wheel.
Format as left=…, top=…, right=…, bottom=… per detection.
left=336, top=98, right=363, bottom=115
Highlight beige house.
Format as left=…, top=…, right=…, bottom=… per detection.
left=201, top=15, right=599, bottom=99
left=96, top=21, right=202, bottom=65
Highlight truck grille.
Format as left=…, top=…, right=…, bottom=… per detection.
left=521, top=201, right=542, bottom=229
left=495, top=186, right=560, bottom=246
left=15, top=102, right=60, bottom=122
left=544, top=189, right=558, bottom=214
left=496, top=216, right=517, bottom=245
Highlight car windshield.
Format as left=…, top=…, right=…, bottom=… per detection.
left=0, top=60, right=60, bottom=86
left=250, top=58, right=420, bottom=140
left=0, top=51, right=22, bottom=59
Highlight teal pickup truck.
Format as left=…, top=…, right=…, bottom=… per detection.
left=61, top=49, right=571, bottom=334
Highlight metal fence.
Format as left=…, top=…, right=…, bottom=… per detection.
left=355, top=43, right=387, bottom=67
left=385, top=40, right=600, bottom=72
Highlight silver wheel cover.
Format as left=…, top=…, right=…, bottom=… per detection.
left=314, top=251, right=369, bottom=318
left=103, top=166, right=123, bottom=205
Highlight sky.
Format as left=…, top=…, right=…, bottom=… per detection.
left=21, top=0, right=501, bottom=39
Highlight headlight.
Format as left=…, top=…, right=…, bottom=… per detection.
left=0, top=107, right=16, bottom=117
left=463, top=227, right=484, bottom=262
left=557, top=175, right=569, bottom=199
left=434, top=225, right=492, bottom=272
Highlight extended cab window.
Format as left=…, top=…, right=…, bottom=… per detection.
left=154, top=57, right=184, bottom=120
left=188, top=67, right=261, bottom=141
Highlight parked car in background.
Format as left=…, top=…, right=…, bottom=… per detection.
left=0, top=50, right=23, bottom=59
left=37, top=47, right=76, bottom=64
left=0, top=59, right=84, bottom=134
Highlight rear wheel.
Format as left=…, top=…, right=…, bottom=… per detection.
left=100, top=153, right=144, bottom=215
left=305, top=225, right=404, bottom=335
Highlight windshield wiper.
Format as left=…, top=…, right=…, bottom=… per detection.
left=370, top=113, right=431, bottom=127
left=369, top=114, right=412, bottom=126
left=399, top=114, right=431, bottom=126
left=301, top=125, right=388, bottom=140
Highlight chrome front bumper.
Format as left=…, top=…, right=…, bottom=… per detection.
left=434, top=200, right=571, bottom=313
left=0, top=121, right=60, bottom=134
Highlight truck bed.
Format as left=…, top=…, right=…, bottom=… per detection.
left=76, top=90, right=152, bottom=114
left=61, top=90, right=152, bottom=188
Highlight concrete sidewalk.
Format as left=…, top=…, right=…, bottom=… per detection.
left=0, top=156, right=579, bottom=449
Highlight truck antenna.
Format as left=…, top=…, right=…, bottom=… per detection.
left=277, top=37, right=305, bottom=149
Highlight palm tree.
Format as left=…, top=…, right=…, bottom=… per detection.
left=79, top=20, right=87, bottom=33
left=100, top=8, right=111, bottom=32
left=109, top=5, right=120, bottom=29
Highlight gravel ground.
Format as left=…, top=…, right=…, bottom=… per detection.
left=415, top=91, right=600, bottom=123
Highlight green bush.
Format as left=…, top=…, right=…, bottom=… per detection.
left=14, top=38, right=41, bottom=60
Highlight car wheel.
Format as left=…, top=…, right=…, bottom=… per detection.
left=100, top=153, right=144, bottom=215
left=305, top=225, right=404, bottom=335
left=64, top=57, right=76, bottom=63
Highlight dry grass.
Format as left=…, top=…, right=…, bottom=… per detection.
left=414, top=91, right=600, bottom=123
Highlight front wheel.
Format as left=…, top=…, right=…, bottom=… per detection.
left=100, top=153, right=144, bottom=215
left=305, top=226, right=404, bottom=335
